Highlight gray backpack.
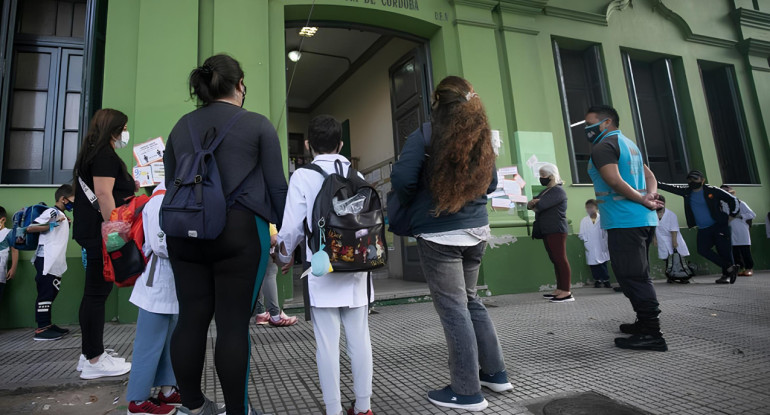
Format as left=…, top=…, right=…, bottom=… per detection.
left=666, top=250, right=694, bottom=283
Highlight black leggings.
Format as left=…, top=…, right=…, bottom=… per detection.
left=169, top=210, right=269, bottom=415
left=733, top=245, right=754, bottom=270
left=79, top=244, right=114, bottom=359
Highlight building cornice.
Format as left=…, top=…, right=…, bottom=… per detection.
left=733, top=7, right=770, bottom=31
left=451, top=0, right=499, bottom=11
left=544, top=6, right=607, bottom=26
left=653, top=0, right=737, bottom=49
left=737, top=38, right=770, bottom=57
left=497, top=0, right=548, bottom=16
left=454, top=18, right=498, bottom=29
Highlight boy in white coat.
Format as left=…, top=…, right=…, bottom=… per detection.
left=721, top=186, right=756, bottom=276
left=578, top=200, right=611, bottom=288
left=654, top=196, right=690, bottom=261
left=276, top=115, right=374, bottom=415
left=26, top=184, right=74, bottom=341
left=124, top=182, right=182, bottom=415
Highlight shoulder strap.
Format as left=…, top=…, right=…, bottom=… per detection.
left=186, top=110, right=247, bottom=153
left=302, top=162, right=330, bottom=178
left=421, top=122, right=432, bottom=147
left=78, top=176, right=101, bottom=212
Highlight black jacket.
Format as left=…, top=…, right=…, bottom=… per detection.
left=657, top=182, right=738, bottom=229
left=533, top=184, right=568, bottom=235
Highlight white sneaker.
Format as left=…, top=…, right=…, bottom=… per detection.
left=77, top=350, right=125, bottom=371
left=80, top=352, right=131, bottom=380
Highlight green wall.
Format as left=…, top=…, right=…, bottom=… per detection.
left=1, top=0, right=770, bottom=328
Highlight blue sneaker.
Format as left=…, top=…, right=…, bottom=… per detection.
left=480, top=370, right=513, bottom=393
left=427, top=386, right=488, bottom=412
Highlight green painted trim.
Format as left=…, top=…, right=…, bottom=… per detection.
left=454, top=18, right=498, bottom=29
left=451, top=0, right=498, bottom=10
left=738, top=38, right=770, bottom=57
left=498, top=0, right=547, bottom=16
left=733, top=7, right=770, bottom=31
left=544, top=6, right=608, bottom=27
left=653, top=0, right=737, bottom=49
left=500, top=25, right=539, bottom=35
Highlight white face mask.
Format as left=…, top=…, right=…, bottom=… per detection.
left=115, top=131, right=130, bottom=149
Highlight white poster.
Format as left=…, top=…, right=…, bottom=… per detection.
left=133, top=137, right=165, bottom=167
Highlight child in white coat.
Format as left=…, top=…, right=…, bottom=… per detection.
left=125, top=182, right=182, bottom=415
left=654, top=196, right=690, bottom=261
left=578, top=200, right=611, bottom=288
left=276, top=115, right=374, bottom=415
left=721, top=186, right=756, bottom=276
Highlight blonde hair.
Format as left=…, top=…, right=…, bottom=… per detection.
left=539, top=163, right=563, bottom=186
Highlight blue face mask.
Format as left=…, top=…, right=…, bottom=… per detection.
left=585, top=118, right=609, bottom=144
left=64, top=202, right=74, bottom=212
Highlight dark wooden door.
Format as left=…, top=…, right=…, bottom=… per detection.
left=389, top=46, right=430, bottom=282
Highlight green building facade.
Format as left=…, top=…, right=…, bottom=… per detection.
left=1, top=0, right=769, bottom=328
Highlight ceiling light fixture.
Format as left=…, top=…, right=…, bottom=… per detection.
left=299, top=26, right=318, bottom=37
left=288, top=50, right=302, bottom=62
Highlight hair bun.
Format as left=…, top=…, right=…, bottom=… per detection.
left=199, top=65, right=213, bottom=76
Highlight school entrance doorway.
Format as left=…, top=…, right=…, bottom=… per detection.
left=283, top=22, right=432, bottom=306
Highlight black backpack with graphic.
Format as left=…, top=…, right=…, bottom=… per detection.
left=303, top=159, right=387, bottom=272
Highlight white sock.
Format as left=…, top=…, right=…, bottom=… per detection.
left=161, top=386, right=174, bottom=397
left=270, top=314, right=281, bottom=322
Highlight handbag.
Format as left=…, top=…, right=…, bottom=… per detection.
left=387, top=122, right=431, bottom=237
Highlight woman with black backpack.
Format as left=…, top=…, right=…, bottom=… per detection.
left=390, top=76, right=511, bottom=412
left=163, top=54, right=287, bottom=415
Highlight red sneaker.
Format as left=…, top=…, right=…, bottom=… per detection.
left=128, top=399, right=176, bottom=415
left=347, top=403, right=374, bottom=415
left=157, top=387, right=182, bottom=407
left=254, top=312, right=270, bottom=325
left=268, top=312, right=298, bottom=327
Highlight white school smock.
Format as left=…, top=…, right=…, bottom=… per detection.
left=655, top=209, right=689, bottom=260
left=31, top=208, right=69, bottom=277
left=577, top=214, right=609, bottom=266
left=129, top=183, right=178, bottom=315
left=277, top=154, right=372, bottom=309
left=729, top=200, right=755, bottom=247
left=0, top=228, right=10, bottom=283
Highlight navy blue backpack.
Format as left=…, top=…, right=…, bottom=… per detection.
left=161, top=111, right=246, bottom=240
left=3, top=204, right=50, bottom=250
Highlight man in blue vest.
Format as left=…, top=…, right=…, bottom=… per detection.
left=585, top=105, right=667, bottom=352
left=658, top=171, right=739, bottom=284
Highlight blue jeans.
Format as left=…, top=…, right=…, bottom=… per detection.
left=126, top=308, right=178, bottom=402
left=696, top=224, right=734, bottom=274
left=590, top=262, right=610, bottom=282
left=416, top=239, right=506, bottom=395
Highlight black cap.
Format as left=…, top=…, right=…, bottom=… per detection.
left=686, top=170, right=704, bottom=180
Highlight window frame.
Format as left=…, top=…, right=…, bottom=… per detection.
left=552, top=38, right=610, bottom=184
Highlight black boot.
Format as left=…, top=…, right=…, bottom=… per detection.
left=619, top=320, right=642, bottom=335
left=615, top=319, right=667, bottom=352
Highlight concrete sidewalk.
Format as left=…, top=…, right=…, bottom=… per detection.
left=0, top=274, right=769, bottom=414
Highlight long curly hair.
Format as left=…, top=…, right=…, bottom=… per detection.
left=428, top=76, right=495, bottom=216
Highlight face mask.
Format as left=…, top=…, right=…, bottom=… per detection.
left=240, top=84, right=247, bottom=107
left=64, top=202, right=74, bottom=212
left=688, top=182, right=702, bottom=190
left=115, top=131, right=130, bottom=149
left=585, top=118, right=609, bottom=144
left=540, top=177, right=551, bottom=187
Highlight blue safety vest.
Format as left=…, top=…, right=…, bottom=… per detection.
left=587, top=130, right=658, bottom=230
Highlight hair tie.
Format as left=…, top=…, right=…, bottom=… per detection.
left=465, top=91, right=478, bottom=102
left=199, top=65, right=213, bottom=76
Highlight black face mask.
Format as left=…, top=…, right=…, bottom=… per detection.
left=688, top=182, right=702, bottom=190
left=540, top=177, right=551, bottom=187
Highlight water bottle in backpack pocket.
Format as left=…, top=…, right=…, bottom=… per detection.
left=4, top=204, right=50, bottom=250
left=161, top=111, right=246, bottom=240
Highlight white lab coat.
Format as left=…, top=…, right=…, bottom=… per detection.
left=129, top=183, right=178, bottom=314
left=31, top=208, right=69, bottom=277
left=277, top=154, right=372, bottom=309
left=729, top=200, right=755, bottom=246
left=578, top=214, right=610, bottom=266
left=0, top=228, right=10, bottom=283
left=655, top=209, right=689, bottom=260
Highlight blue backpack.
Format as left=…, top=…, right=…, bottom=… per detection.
left=161, top=111, right=246, bottom=240
left=4, top=204, right=51, bottom=250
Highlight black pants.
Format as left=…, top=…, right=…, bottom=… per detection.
left=34, top=256, right=62, bottom=328
left=169, top=210, right=269, bottom=415
left=696, top=224, right=733, bottom=274
left=590, top=262, right=610, bottom=282
left=733, top=245, right=754, bottom=270
left=79, top=244, right=114, bottom=359
left=607, top=227, right=661, bottom=325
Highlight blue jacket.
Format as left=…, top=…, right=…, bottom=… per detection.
left=657, top=182, right=738, bottom=229
left=390, top=127, right=496, bottom=235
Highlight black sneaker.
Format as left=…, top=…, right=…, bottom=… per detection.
left=619, top=321, right=642, bottom=335
left=594, top=281, right=602, bottom=288
left=613, top=286, right=624, bottom=292
left=728, top=266, right=738, bottom=284
left=614, top=334, right=668, bottom=352
left=50, top=325, right=70, bottom=335
left=427, top=386, right=488, bottom=411
left=34, top=327, right=63, bottom=341
left=715, top=276, right=730, bottom=284
left=550, top=294, right=575, bottom=303
left=603, top=281, right=612, bottom=288
left=542, top=293, right=556, bottom=298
